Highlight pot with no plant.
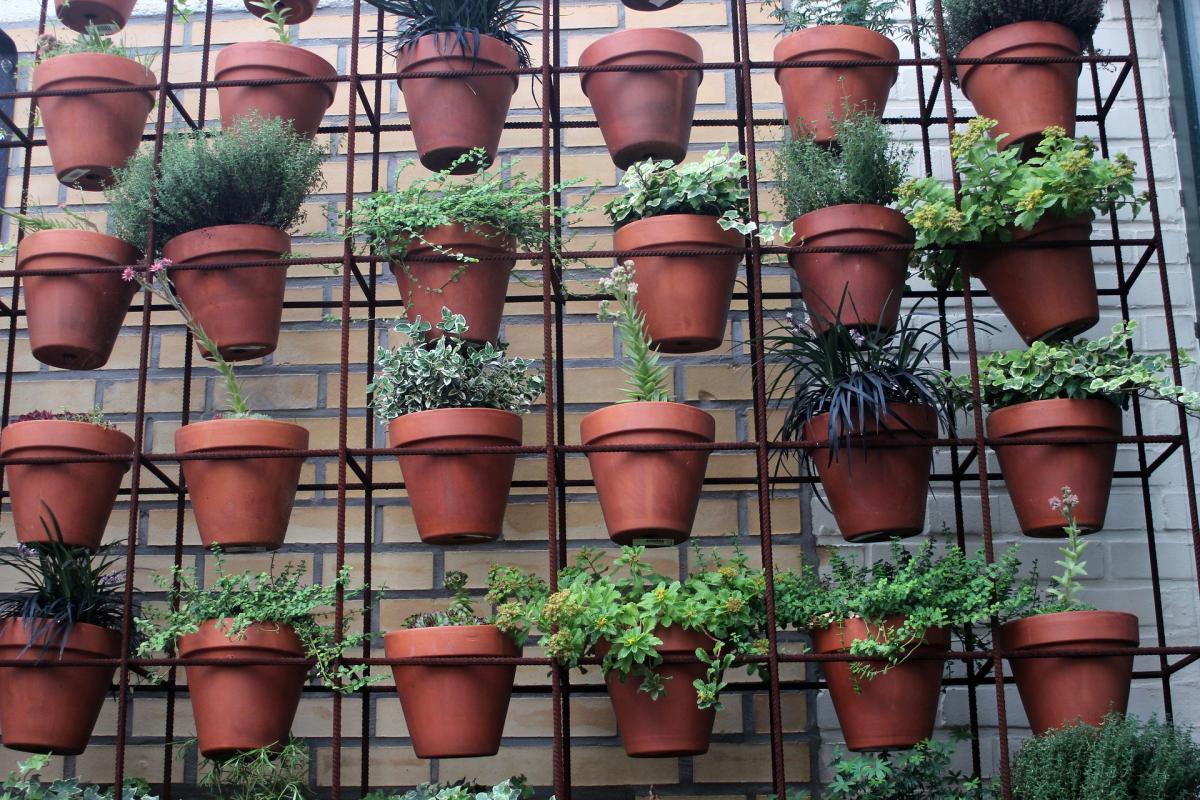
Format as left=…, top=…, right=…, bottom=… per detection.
left=582, top=263, right=714, bottom=545
left=950, top=322, right=1200, bottom=537
left=109, top=115, right=325, bottom=363
left=370, top=309, right=543, bottom=544
left=0, top=516, right=126, bottom=754
left=944, top=0, right=1105, bottom=154
left=902, top=118, right=1145, bottom=345
left=495, top=546, right=768, bottom=757
left=244, top=0, right=320, bottom=25
left=54, top=0, right=136, bottom=33
left=33, top=27, right=155, bottom=190
left=135, top=554, right=377, bottom=758
left=768, top=0, right=907, bottom=142
left=772, top=109, right=914, bottom=332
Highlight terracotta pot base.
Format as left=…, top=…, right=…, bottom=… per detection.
left=54, top=0, right=136, bottom=33
left=244, top=0, right=317, bottom=24
left=215, top=41, right=337, bottom=138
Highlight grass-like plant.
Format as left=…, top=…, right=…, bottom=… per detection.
left=765, top=0, right=922, bottom=39
left=33, top=25, right=153, bottom=67
left=364, top=777, right=532, bottom=800
left=605, top=148, right=756, bottom=235
left=597, top=261, right=671, bottom=403
left=826, top=732, right=997, bottom=799
left=362, top=0, right=534, bottom=67
left=196, top=737, right=311, bottom=800
left=0, top=754, right=158, bottom=800
left=14, top=407, right=117, bottom=429
left=941, top=0, right=1106, bottom=60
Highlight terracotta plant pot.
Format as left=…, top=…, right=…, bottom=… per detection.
left=958, top=21, right=1082, bottom=155
left=163, top=224, right=290, bottom=362
left=580, top=402, right=714, bottom=546
left=614, top=214, right=743, bottom=353
left=180, top=619, right=308, bottom=759
left=396, top=33, right=519, bottom=173
left=971, top=216, right=1097, bottom=344
left=789, top=204, right=913, bottom=332
left=813, top=620, right=950, bottom=752
left=805, top=403, right=936, bottom=542
left=54, top=0, right=136, bottom=33
left=215, top=41, right=337, bottom=138
left=0, top=620, right=119, bottom=755
left=620, top=0, right=683, bottom=9
left=17, top=229, right=138, bottom=370
left=385, top=625, right=518, bottom=758
left=391, top=224, right=516, bottom=344
left=987, top=398, right=1121, bottom=537
left=34, top=53, right=155, bottom=190
left=0, top=419, right=133, bottom=549
left=244, top=0, right=317, bottom=24
left=599, top=625, right=715, bottom=757
left=388, top=408, right=522, bottom=544
left=1001, top=610, right=1138, bottom=735
left=579, top=29, right=703, bottom=169
left=774, top=25, right=898, bottom=142
left=176, top=418, right=308, bottom=551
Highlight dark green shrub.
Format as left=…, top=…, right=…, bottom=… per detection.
left=826, top=734, right=997, bottom=799
left=941, top=0, right=1105, bottom=60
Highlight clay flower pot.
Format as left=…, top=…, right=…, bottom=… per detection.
left=581, top=402, right=714, bottom=546
left=215, top=41, right=337, bottom=138
left=621, top=0, right=683, bottom=9
left=163, top=224, right=290, bottom=362
left=789, top=204, right=913, bottom=332
left=0, top=620, right=119, bottom=755
left=614, top=214, right=743, bottom=353
left=397, top=33, right=519, bottom=173
left=17, top=229, right=138, bottom=370
left=34, top=53, right=155, bottom=190
left=774, top=25, right=898, bottom=142
left=813, top=620, right=949, bottom=752
left=1001, top=610, right=1138, bottom=735
left=176, top=418, right=308, bottom=551
left=179, top=619, right=308, bottom=759
left=599, top=625, right=715, bottom=757
left=987, top=398, right=1121, bottom=538
left=579, top=29, right=703, bottom=169
left=392, top=224, right=516, bottom=344
left=388, top=408, right=522, bottom=544
left=805, top=403, right=936, bottom=542
left=0, top=419, right=133, bottom=550
left=385, top=625, right=518, bottom=758
left=957, top=21, right=1082, bottom=155
left=244, top=0, right=318, bottom=24
left=970, top=216, right=1097, bottom=344
left=54, top=0, right=136, bottom=33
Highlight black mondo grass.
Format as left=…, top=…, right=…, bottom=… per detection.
left=364, top=0, right=534, bottom=67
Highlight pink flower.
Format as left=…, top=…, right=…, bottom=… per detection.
left=150, top=257, right=172, bottom=274
left=121, top=266, right=136, bottom=282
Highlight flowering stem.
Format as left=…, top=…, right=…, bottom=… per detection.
left=599, top=261, right=671, bottom=403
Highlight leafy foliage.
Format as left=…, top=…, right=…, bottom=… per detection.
left=363, top=777, right=532, bottom=800
left=1040, top=487, right=1095, bottom=614
left=0, top=754, right=157, bottom=800
left=765, top=0, right=920, bottom=39
left=402, top=571, right=486, bottom=628
left=773, top=108, right=913, bottom=219
left=363, top=0, right=534, bottom=67
left=14, top=407, right=116, bottom=429
left=1012, top=713, right=1200, bottom=800
left=942, top=0, right=1105, bottom=60
left=604, top=148, right=755, bottom=235
left=34, top=25, right=152, bottom=67
left=245, top=0, right=296, bottom=44
left=369, top=309, right=544, bottom=419
left=196, top=737, right=311, bottom=800
left=107, top=115, right=326, bottom=254
left=825, top=733, right=997, bottom=799
left=597, top=262, right=671, bottom=403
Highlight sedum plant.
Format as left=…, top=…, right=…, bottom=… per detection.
left=826, top=733, right=997, bottom=799
left=0, top=754, right=157, bottom=800
left=368, top=309, right=544, bottom=420
left=363, top=777, right=532, bottom=800
left=598, top=261, right=671, bottom=403
left=402, top=570, right=487, bottom=629
left=14, top=407, right=116, bottom=429
left=362, top=0, right=534, bottom=67
left=942, top=0, right=1105, bottom=60
left=605, top=148, right=756, bottom=235
left=765, top=0, right=920, bottom=39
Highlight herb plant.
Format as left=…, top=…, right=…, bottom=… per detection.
left=597, top=262, right=671, bottom=403
left=605, top=148, right=756, bottom=235
left=766, top=0, right=919, bottom=39
left=246, top=0, right=295, bottom=44
left=363, top=777, right=532, bottom=800
left=14, top=407, right=116, bottom=429
left=362, top=0, right=534, bottom=67
left=826, top=733, right=997, bottom=799
left=196, top=737, right=311, bottom=800
left=369, top=309, right=544, bottom=420
left=34, top=26, right=153, bottom=67
left=0, top=754, right=158, bottom=800
left=941, top=0, right=1106, bottom=60
left=402, top=570, right=486, bottom=629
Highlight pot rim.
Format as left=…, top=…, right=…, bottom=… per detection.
left=17, top=228, right=140, bottom=269
left=162, top=224, right=291, bottom=264
left=613, top=214, right=746, bottom=251
left=986, top=397, right=1123, bottom=439
left=33, top=50, right=157, bottom=91
left=1000, top=609, right=1139, bottom=650
left=805, top=402, right=937, bottom=444
left=178, top=619, right=305, bottom=657
left=811, top=618, right=950, bottom=654
left=580, top=401, right=716, bottom=445
left=0, top=618, right=122, bottom=658
left=790, top=204, right=914, bottom=243
left=396, top=32, right=520, bottom=88
left=957, top=20, right=1082, bottom=89
left=388, top=407, right=523, bottom=448
left=579, top=27, right=704, bottom=69
left=214, top=40, right=338, bottom=90
left=0, top=418, right=135, bottom=457
left=175, top=417, right=310, bottom=453
left=384, top=624, right=520, bottom=658
left=773, top=24, right=900, bottom=74
left=405, top=222, right=517, bottom=256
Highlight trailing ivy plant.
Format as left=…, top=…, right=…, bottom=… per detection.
left=826, top=732, right=998, bottom=799
left=363, top=777, right=532, bottom=800
left=597, top=261, right=671, bottom=403
left=361, top=0, right=534, bottom=67
left=368, top=309, right=544, bottom=420
left=14, top=407, right=116, bottom=429
left=765, top=0, right=924, bottom=40
left=0, top=754, right=158, bottom=800
left=401, top=570, right=486, bottom=629
left=941, top=0, right=1106, bottom=60
left=194, top=737, right=311, bottom=800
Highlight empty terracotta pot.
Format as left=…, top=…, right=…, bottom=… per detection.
left=774, top=25, right=898, bottom=142
left=388, top=408, right=522, bottom=544
left=17, top=229, right=138, bottom=370
left=392, top=224, right=515, bottom=344
left=581, top=401, right=714, bottom=546
left=789, top=204, right=913, bottom=332
left=0, top=619, right=119, bottom=755
left=813, top=620, right=949, bottom=752
left=54, top=0, right=136, bottom=33
left=0, top=419, right=133, bottom=550
left=957, top=21, right=1082, bottom=155
left=385, top=625, right=518, bottom=758
left=805, top=403, right=936, bottom=542
left=163, top=224, right=290, bottom=362
left=244, top=0, right=318, bottom=24
left=971, top=216, right=1097, bottom=344
left=176, top=418, right=308, bottom=551
left=1001, top=610, right=1138, bottom=735
left=614, top=214, right=743, bottom=353
left=34, top=53, right=155, bottom=190
left=987, top=398, right=1121, bottom=538
left=599, top=625, right=715, bottom=757
left=579, top=28, right=703, bottom=168
left=180, top=619, right=308, bottom=759
left=215, top=41, right=337, bottom=138
left=397, top=33, right=519, bottom=173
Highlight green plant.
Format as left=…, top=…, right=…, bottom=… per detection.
left=1012, top=713, right=1200, bottom=800
left=362, top=0, right=534, bottom=67
left=134, top=549, right=378, bottom=693
left=0, top=201, right=98, bottom=257
left=1041, top=486, right=1094, bottom=614
left=597, top=261, right=671, bottom=403
left=0, top=754, right=157, bottom=800
left=368, top=308, right=544, bottom=420
left=604, top=148, right=756, bottom=235
left=246, top=0, right=295, bottom=44
left=106, top=114, right=325, bottom=255
left=826, top=733, right=997, bottom=799
left=488, top=546, right=769, bottom=710
left=898, top=117, right=1143, bottom=285
left=363, top=777, right=532, bottom=800
left=766, top=0, right=922, bottom=39
left=14, top=407, right=116, bottom=429
left=33, top=26, right=153, bottom=68
left=401, top=570, right=485, bottom=628
left=195, top=737, right=310, bottom=800
left=941, top=0, right=1105, bottom=60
